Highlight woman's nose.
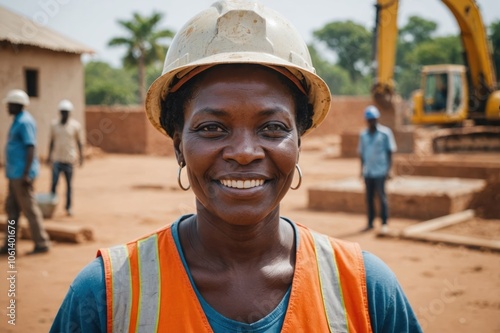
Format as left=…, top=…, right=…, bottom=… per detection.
left=222, top=130, right=265, bottom=165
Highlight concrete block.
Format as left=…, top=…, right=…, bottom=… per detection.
left=340, top=132, right=359, bottom=158
left=394, top=155, right=500, bottom=180
left=308, top=176, right=486, bottom=220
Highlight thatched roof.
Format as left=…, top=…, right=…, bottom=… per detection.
left=0, top=6, right=94, bottom=54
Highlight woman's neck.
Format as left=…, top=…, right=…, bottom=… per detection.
left=182, top=207, right=294, bottom=269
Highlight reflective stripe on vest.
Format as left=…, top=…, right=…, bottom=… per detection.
left=108, top=235, right=161, bottom=333
left=136, top=235, right=161, bottom=332
left=107, top=245, right=132, bottom=333
left=311, top=231, right=349, bottom=333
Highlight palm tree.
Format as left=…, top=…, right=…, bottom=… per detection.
left=108, top=11, right=174, bottom=104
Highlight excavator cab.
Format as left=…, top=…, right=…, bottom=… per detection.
left=412, top=65, right=468, bottom=124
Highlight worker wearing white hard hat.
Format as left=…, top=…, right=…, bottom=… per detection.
left=1, top=89, right=51, bottom=255
left=51, top=2, right=422, bottom=332
left=48, top=99, right=84, bottom=216
left=58, top=99, right=74, bottom=112
left=358, top=105, right=397, bottom=234
left=3, top=89, right=30, bottom=106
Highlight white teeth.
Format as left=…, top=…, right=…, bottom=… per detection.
left=220, top=179, right=265, bottom=189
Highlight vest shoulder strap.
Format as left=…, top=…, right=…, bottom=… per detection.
left=297, top=224, right=372, bottom=333
left=99, top=232, right=163, bottom=333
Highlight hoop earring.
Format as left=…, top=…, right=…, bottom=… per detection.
left=177, top=162, right=191, bottom=191
left=290, top=164, right=302, bottom=190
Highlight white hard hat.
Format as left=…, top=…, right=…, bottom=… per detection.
left=146, top=0, right=331, bottom=137
left=58, top=99, right=74, bottom=112
left=3, top=89, right=30, bottom=106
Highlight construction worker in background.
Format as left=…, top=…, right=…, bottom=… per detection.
left=1, top=89, right=50, bottom=255
left=48, top=99, right=84, bottom=216
left=51, top=1, right=421, bottom=332
left=358, top=105, right=397, bottom=234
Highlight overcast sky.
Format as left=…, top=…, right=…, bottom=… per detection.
left=1, top=0, right=499, bottom=67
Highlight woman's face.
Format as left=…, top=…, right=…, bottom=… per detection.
left=174, top=65, right=300, bottom=226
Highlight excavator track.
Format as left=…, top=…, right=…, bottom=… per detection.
left=429, top=126, right=500, bottom=153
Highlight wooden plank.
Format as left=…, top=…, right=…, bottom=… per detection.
left=402, top=209, right=475, bottom=236
left=0, top=220, right=93, bottom=243
left=403, top=231, right=500, bottom=252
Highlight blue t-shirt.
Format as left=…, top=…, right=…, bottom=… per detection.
left=358, top=124, right=397, bottom=178
left=50, top=218, right=422, bottom=333
left=6, top=110, right=40, bottom=180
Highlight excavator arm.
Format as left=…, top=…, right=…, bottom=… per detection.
left=372, top=0, right=499, bottom=122
left=372, top=0, right=399, bottom=106
left=444, top=0, right=497, bottom=89
left=442, top=0, right=498, bottom=112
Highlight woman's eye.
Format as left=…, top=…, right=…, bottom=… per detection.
left=201, top=124, right=223, bottom=132
left=263, top=123, right=287, bottom=132
left=261, top=123, right=291, bottom=138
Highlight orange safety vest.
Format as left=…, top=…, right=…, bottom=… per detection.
left=98, top=221, right=373, bottom=333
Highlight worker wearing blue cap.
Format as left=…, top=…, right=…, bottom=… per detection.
left=358, top=105, right=397, bottom=233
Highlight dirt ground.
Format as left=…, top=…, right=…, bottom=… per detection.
left=0, top=143, right=499, bottom=333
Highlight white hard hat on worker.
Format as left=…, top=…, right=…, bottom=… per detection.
left=3, top=89, right=30, bottom=106
left=58, top=99, right=74, bottom=112
left=145, top=0, right=331, bottom=137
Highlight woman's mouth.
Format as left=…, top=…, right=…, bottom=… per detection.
left=219, top=179, right=265, bottom=189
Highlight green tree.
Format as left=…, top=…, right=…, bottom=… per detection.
left=313, top=21, right=371, bottom=81
left=85, top=61, right=137, bottom=105
left=489, top=20, right=500, bottom=86
left=309, top=45, right=346, bottom=94
left=108, top=11, right=174, bottom=104
left=399, top=16, right=437, bottom=45
left=396, top=16, right=438, bottom=72
left=146, top=62, right=164, bottom=90
left=405, top=35, right=462, bottom=66
left=309, top=44, right=370, bottom=95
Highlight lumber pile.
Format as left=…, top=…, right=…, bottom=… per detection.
left=0, top=220, right=93, bottom=243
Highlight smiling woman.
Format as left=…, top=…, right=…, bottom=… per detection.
left=50, top=1, right=422, bottom=332
left=174, top=65, right=301, bottom=226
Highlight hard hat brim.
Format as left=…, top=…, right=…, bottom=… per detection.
left=145, top=52, right=331, bottom=137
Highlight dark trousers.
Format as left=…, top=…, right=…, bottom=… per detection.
left=364, top=176, right=388, bottom=227
left=51, top=162, right=73, bottom=210
left=4, top=179, right=50, bottom=249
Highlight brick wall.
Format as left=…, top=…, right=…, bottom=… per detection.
left=309, top=96, right=373, bottom=137
left=146, top=122, right=175, bottom=156
left=85, top=106, right=173, bottom=156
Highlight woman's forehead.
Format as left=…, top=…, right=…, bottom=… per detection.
left=194, top=64, right=291, bottom=86
left=189, top=70, right=295, bottom=109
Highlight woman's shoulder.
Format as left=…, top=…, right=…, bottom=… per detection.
left=71, top=257, right=106, bottom=293
left=50, top=258, right=107, bottom=332
left=362, top=251, right=399, bottom=288
left=362, top=251, right=423, bottom=332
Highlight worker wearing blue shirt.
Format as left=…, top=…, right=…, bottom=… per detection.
left=358, top=105, right=397, bottom=233
left=1, top=89, right=50, bottom=255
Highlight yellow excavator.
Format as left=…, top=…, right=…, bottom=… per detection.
left=372, top=0, right=500, bottom=152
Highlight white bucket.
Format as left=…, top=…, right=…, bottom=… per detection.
left=35, top=193, right=58, bottom=219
